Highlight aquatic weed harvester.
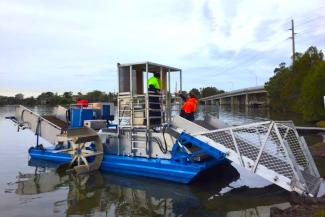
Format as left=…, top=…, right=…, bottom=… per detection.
left=7, top=62, right=322, bottom=197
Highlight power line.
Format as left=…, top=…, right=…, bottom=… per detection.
left=209, top=33, right=288, bottom=73
left=211, top=7, right=325, bottom=78
left=217, top=14, right=324, bottom=72
left=295, top=14, right=325, bottom=27
left=288, top=5, right=325, bottom=24
left=297, top=21, right=325, bottom=34
left=215, top=38, right=288, bottom=73
left=296, top=25, right=325, bottom=36
left=213, top=19, right=298, bottom=72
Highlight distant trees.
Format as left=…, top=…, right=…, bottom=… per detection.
left=37, top=92, right=59, bottom=105
left=0, top=86, right=226, bottom=106
left=265, top=46, right=325, bottom=121
left=299, top=61, right=325, bottom=121
left=265, top=63, right=291, bottom=111
left=82, top=90, right=108, bottom=102
left=189, top=88, right=201, bottom=98
left=75, top=90, right=116, bottom=103
left=0, top=90, right=117, bottom=106
left=182, top=87, right=225, bottom=99
left=24, top=97, right=37, bottom=105
left=199, top=87, right=224, bottom=98
left=15, top=93, right=24, bottom=101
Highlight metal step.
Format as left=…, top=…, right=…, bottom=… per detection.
left=130, top=132, right=147, bottom=151
left=172, top=116, right=322, bottom=197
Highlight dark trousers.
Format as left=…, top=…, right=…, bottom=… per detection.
left=148, top=87, right=161, bottom=125
left=180, top=110, right=194, bottom=122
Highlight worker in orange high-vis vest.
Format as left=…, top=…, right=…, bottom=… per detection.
left=177, top=91, right=198, bottom=121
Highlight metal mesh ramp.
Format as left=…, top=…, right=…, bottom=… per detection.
left=174, top=117, right=321, bottom=196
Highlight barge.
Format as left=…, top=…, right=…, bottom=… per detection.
left=8, top=62, right=322, bottom=197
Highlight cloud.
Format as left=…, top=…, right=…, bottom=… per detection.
left=0, top=0, right=324, bottom=96
left=254, top=19, right=280, bottom=42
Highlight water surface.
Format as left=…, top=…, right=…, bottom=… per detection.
left=0, top=105, right=321, bottom=217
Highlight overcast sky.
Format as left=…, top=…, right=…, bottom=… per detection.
left=0, top=0, right=324, bottom=96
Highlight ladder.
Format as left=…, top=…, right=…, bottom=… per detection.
left=173, top=116, right=322, bottom=197
left=130, top=129, right=147, bottom=152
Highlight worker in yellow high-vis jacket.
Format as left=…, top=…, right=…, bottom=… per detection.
left=147, top=72, right=161, bottom=93
left=147, top=73, right=161, bottom=125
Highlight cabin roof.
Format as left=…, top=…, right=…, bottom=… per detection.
left=118, top=61, right=181, bottom=72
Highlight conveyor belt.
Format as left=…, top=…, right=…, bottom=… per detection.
left=15, top=105, right=64, bottom=145
left=191, top=120, right=294, bottom=178
left=173, top=115, right=322, bottom=196
left=165, top=127, right=180, bottom=138
left=42, top=115, right=68, bottom=131
left=194, top=120, right=217, bottom=130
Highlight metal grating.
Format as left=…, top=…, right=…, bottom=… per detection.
left=205, top=131, right=236, bottom=151
left=195, top=121, right=321, bottom=196
left=277, top=123, right=309, bottom=170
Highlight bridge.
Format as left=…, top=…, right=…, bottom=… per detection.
left=200, top=86, right=268, bottom=106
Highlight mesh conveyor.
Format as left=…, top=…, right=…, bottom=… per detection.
left=173, top=116, right=322, bottom=196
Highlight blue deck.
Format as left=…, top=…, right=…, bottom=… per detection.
left=29, top=147, right=227, bottom=183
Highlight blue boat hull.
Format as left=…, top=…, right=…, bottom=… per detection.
left=29, top=147, right=227, bottom=183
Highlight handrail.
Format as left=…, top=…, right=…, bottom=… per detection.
left=192, top=121, right=272, bottom=136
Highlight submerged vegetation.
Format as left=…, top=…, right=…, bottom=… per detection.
left=265, top=46, right=325, bottom=122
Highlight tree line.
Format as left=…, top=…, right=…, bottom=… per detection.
left=0, top=87, right=224, bottom=106
left=265, top=46, right=325, bottom=122
left=188, top=87, right=225, bottom=99
left=0, top=91, right=117, bottom=106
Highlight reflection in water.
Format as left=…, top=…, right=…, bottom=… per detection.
left=212, top=105, right=270, bottom=126
left=16, top=168, right=68, bottom=195
left=3, top=105, right=309, bottom=216
left=13, top=159, right=292, bottom=217
left=226, top=202, right=290, bottom=217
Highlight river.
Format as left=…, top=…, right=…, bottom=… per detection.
left=0, top=105, right=323, bottom=217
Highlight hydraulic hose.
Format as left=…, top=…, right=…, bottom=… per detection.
left=162, top=124, right=169, bottom=152
left=151, top=124, right=169, bottom=154
left=152, top=136, right=167, bottom=154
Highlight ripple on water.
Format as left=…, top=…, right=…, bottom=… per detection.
left=2, top=105, right=321, bottom=216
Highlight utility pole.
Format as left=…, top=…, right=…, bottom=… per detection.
left=289, top=19, right=296, bottom=63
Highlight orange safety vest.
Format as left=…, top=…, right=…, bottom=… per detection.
left=182, top=97, right=198, bottom=113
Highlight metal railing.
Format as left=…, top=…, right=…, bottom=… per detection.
left=118, top=93, right=174, bottom=128
left=117, top=92, right=171, bottom=154
left=192, top=120, right=321, bottom=196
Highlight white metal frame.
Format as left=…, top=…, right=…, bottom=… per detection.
left=117, top=62, right=182, bottom=157
left=175, top=118, right=321, bottom=196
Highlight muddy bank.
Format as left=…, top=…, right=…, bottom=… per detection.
left=270, top=142, right=325, bottom=217
left=270, top=193, right=325, bottom=217
left=310, top=142, right=325, bottom=158
left=270, top=205, right=325, bottom=217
